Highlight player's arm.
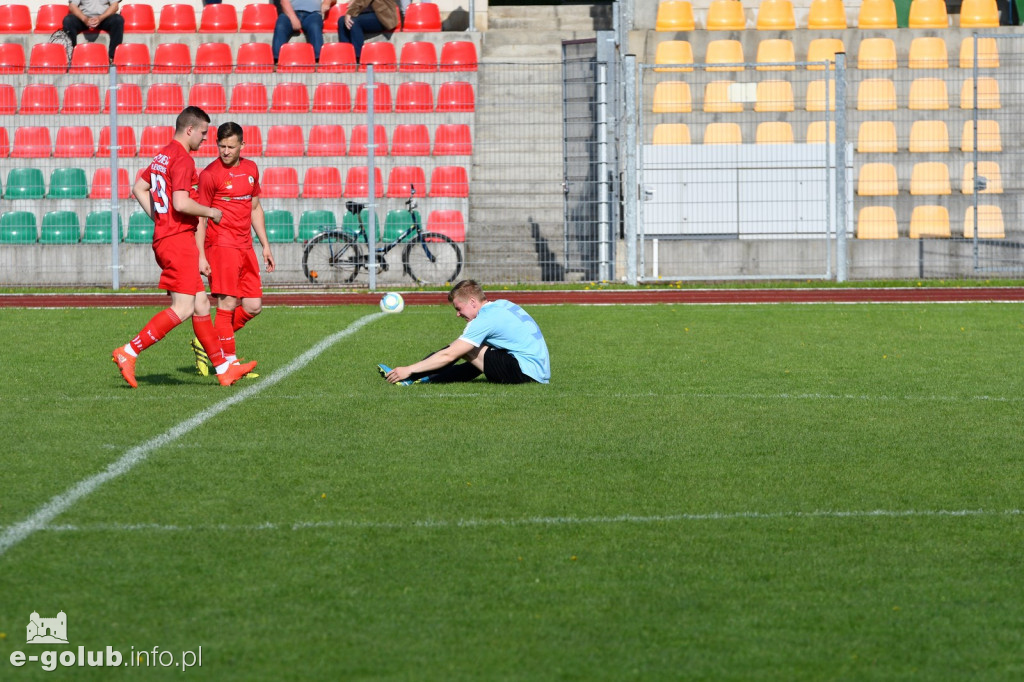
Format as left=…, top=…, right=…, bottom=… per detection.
left=250, top=197, right=276, bottom=273
left=132, top=176, right=154, bottom=219
left=172, top=190, right=222, bottom=224
left=196, top=217, right=211, bottom=277
left=387, top=339, right=475, bottom=383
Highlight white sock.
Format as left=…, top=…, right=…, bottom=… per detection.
left=123, top=344, right=138, bottom=358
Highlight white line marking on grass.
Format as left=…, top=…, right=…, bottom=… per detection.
left=0, top=312, right=386, bottom=559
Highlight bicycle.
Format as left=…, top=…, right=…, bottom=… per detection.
left=302, top=188, right=463, bottom=286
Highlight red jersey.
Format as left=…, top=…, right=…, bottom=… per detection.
left=143, top=140, right=200, bottom=242
left=198, top=158, right=262, bottom=250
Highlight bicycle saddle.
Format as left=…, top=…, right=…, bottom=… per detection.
left=345, top=201, right=365, bottom=215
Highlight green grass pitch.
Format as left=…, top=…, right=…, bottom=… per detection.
left=1, top=302, right=1023, bottom=680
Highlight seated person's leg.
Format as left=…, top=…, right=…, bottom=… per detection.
left=299, top=12, right=326, bottom=61
left=61, top=14, right=88, bottom=44
left=272, top=14, right=295, bottom=62
left=99, top=14, right=125, bottom=60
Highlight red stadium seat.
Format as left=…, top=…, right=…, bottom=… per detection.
left=236, top=42, right=275, bottom=73
left=103, top=83, right=143, bottom=114
left=318, top=42, right=357, bottom=72
left=359, top=41, right=397, bottom=71
left=20, top=83, right=59, bottom=114
left=159, top=4, right=198, bottom=33
left=12, top=126, right=52, bottom=157
left=98, top=126, right=138, bottom=157
left=153, top=42, right=192, bottom=74
left=399, top=41, right=438, bottom=72
left=199, top=3, right=238, bottom=32
left=55, top=126, right=95, bottom=158
left=28, top=43, right=67, bottom=73
left=391, top=124, right=430, bottom=156
left=0, top=127, right=9, bottom=158
left=194, top=135, right=218, bottom=157
left=229, top=82, right=268, bottom=113
left=324, top=3, right=347, bottom=31
left=240, top=3, right=277, bottom=32
left=61, top=83, right=102, bottom=114
left=312, top=82, right=351, bottom=112
left=113, top=43, right=151, bottom=74
left=139, top=126, right=173, bottom=156
left=144, top=82, right=185, bottom=114
left=429, top=165, right=469, bottom=197
left=188, top=82, right=227, bottom=113
left=241, top=125, right=262, bottom=156
left=344, top=166, right=384, bottom=197
left=70, top=43, right=109, bottom=73
left=34, top=4, right=69, bottom=33
left=433, top=124, right=472, bottom=155
left=0, top=5, right=33, bottom=33
left=261, top=166, right=300, bottom=198
left=0, top=42, right=25, bottom=73
left=353, top=82, right=392, bottom=112
left=426, top=210, right=466, bottom=241
left=436, top=81, right=475, bottom=112
left=121, top=3, right=156, bottom=32
left=270, top=82, right=309, bottom=112
left=349, top=124, right=388, bottom=156
left=265, top=125, right=305, bottom=156
left=308, top=125, right=346, bottom=156
left=440, top=41, right=477, bottom=71
left=90, top=167, right=131, bottom=199
left=277, top=42, right=316, bottom=72
left=396, top=81, right=433, bottom=113
left=403, top=3, right=442, bottom=31
left=387, top=166, right=426, bottom=198
left=0, top=84, right=16, bottom=114
left=303, top=166, right=343, bottom=198
left=195, top=42, right=233, bottom=74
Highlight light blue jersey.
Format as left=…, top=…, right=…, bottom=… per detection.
left=459, top=300, right=550, bottom=383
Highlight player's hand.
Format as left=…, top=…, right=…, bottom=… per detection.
left=386, top=366, right=412, bottom=383
left=263, top=247, right=276, bottom=273
left=209, top=208, right=223, bottom=224
left=198, top=257, right=211, bottom=277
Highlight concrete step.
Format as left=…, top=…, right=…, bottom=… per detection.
left=481, top=30, right=599, bottom=60
left=486, top=5, right=614, bottom=32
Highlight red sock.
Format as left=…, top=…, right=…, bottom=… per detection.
left=192, top=314, right=227, bottom=368
left=214, top=307, right=236, bottom=358
left=233, top=307, right=256, bottom=332
left=130, top=309, right=181, bottom=354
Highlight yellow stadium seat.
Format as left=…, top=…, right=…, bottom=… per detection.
left=964, top=205, right=1004, bottom=239
left=908, top=0, right=947, bottom=27
left=656, top=0, right=696, bottom=30
left=755, top=80, right=794, bottom=112
left=653, top=81, right=693, bottom=113
left=961, top=77, right=1000, bottom=109
left=959, top=37, right=999, bottom=69
left=756, top=0, right=796, bottom=29
left=756, top=39, right=795, bottom=70
left=908, top=37, right=948, bottom=68
left=959, top=0, right=999, bottom=26
left=908, top=78, right=949, bottom=110
left=857, top=0, right=897, bottom=27
left=806, top=38, right=843, bottom=70
left=704, top=81, right=743, bottom=112
left=653, top=123, right=692, bottom=145
left=962, top=161, right=1002, bottom=194
left=857, top=79, right=897, bottom=110
left=910, top=206, right=951, bottom=238
left=910, top=162, right=951, bottom=195
left=706, top=0, right=747, bottom=30
left=805, top=120, right=836, bottom=143
left=909, top=120, right=949, bottom=152
left=703, top=122, right=743, bottom=144
left=805, top=80, right=836, bottom=111
left=960, top=119, right=1001, bottom=152
left=807, top=0, right=847, bottom=28
left=857, top=121, right=898, bottom=153
left=756, top=121, right=794, bottom=144
left=857, top=206, right=899, bottom=239
left=857, top=38, right=897, bottom=69
left=655, top=41, right=694, bottom=72
left=706, top=39, right=745, bottom=71
left=858, top=163, right=899, bottom=196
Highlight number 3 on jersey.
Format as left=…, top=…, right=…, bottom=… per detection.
left=150, top=173, right=170, bottom=214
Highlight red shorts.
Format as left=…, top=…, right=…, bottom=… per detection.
left=206, top=244, right=263, bottom=299
left=153, top=231, right=204, bottom=295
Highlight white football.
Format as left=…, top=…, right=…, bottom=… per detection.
left=380, top=292, right=405, bottom=314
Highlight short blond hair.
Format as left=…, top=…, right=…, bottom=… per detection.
left=448, top=279, right=486, bottom=303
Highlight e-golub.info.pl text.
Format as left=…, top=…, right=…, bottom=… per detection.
left=10, top=646, right=202, bottom=672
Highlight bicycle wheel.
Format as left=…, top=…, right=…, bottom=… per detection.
left=303, top=231, right=363, bottom=284
left=403, top=233, right=462, bottom=285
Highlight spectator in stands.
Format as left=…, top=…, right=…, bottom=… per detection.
left=337, top=0, right=400, bottom=63
left=62, top=0, right=125, bottom=63
left=273, top=0, right=337, bottom=64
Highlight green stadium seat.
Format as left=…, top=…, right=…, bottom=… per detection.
left=83, top=210, right=124, bottom=243
left=383, top=210, right=421, bottom=243
left=298, top=209, right=336, bottom=242
left=0, top=211, right=37, bottom=243
left=263, top=209, right=296, bottom=243
left=40, top=210, right=80, bottom=244
left=47, top=168, right=89, bottom=199
left=342, top=208, right=377, bottom=240
left=126, top=211, right=154, bottom=243
left=5, top=167, right=45, bottom=199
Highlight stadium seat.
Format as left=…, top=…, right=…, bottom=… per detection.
left=426, top=210, right=466, bottom=242
left=403, top=2, right=442, bottom=30
left=159, top=4, right=197, bottom=33
left=755, top=121, right=794, bottom=144
left=909, top=120, right=949, bottom=152
left=121, top=3, right=156, bottom=32
left=20, top=83, right=59, bottom=114
left=756, top=39, right=795, bottom=70
left=857, top=0, right=897, bottom=26
left=857, top=38, right=897, bottom=69
left=857, top=163, right=898, bottom=195
left=54, top=127, right=95, bottom=158
left=857, top=206, right=898, bottom=239
left=655, top=0, right=696, bottom=30
left=70, top=43, right=109, bottom=73
left=705, top=0, right=747, bottom=30
left=349, top=124, right=388, bottom=156
left=755, top=80, right=794, bottom=111
left=240, top=3, right=277, bottom=32
left=806, top=38, right=843, bottom=70
left=90, top=167, right=131, bottom=199
left=34, top=4, right=69, bottom=33
left=308, top=125, right=346, bottom=157
left=0, top=84, right=15, bottom=114
left=400, top=41, right=438, bottom=72
left=0, top=4, right=32, bottom=33
left=654, top=40, right=694, bottom=72
left=0, top=42, right=26, bottom=73
left=756, top=0, right=796, bottom=29
left=40, top=211, right=80, bottom=244
left=12, top=127, right=52, bottom=158
left=959, top=36, right=998, bottom=69
left=427, top=165, right=467, bottom=197
left=359, top=41, right=397, bottom=71
left=266, top=125, right=305, bottom=156
left=908, top=37, right=947, bottom=68
left=391, top=124, right=430, bottom=155
left=236, top=42, right=275, bottom=73
left=277, top=43, right=316, bottom=73
left=387, top=166, right=427, bottom=198
left=83, top=210, right=123, bottom=243
left=126, top=211, right=154, bottom=242
left=98, top=126, right=137, bottom=157
left=354, top=82, right=392, bottom=112
left=962, top=161, right=1002, bottom=194
left=703, top=81, right=742, bottom=112
left=703, top=122, right=742, bottom=144
left=298, top=209, right=335, bottom=242
left=271, top=82, right=309, bottom=112
left=857, top=120, right=898, bottom=153
left=113, top=43, right=151, bottom=74
left=61, top=83, right=101, bottom=114
left=104, top=83, right=143, bottom=114
left=312, top=82, right=351, bottom=112
left=188, top=82, right=227, bottom=113
left=229, top=82, right=269, bottom=113
left=140, top=126, right=173, bottom=156
left=908, top=78, right=948, bottom=110
left=344, top=166, right=384, bottom=197
left=381, top=209, right=417, bottom=243
left=318, top=42, right=357, bottom=72
left=960, top=119, right=1001, bottom=152
left=805, top=80, right=836, bottom=111
left=433, top=124, right=472, bottom=155
left=960, top=0, right=999, bottom=26
left=910, top=162, right=951, bottom=195
left=5, top=167, right=45, bottom=198
left=194, top=135, right=218, bottom=158
left=652, top=81, right=692, bottom=113
left=440, top=41, right=477, bottom=71
left=436, top=81, right=474, bottom=112
left=199, top=3, right=238, bottom=32
left=857, top=78, right=896, bottom=110
left=302, top=166, right=343, bottom=198
left=908, top=0, right=947, bottom=27
left=0, top=211, right=37, bottom=243
left=324, top=3, right=345, bottom=32
left=909, top=205, right=950, bottom=238
left=153, top=43, right=192, bottom=74
left=28, top=43, right=67, bottom=73
left=808, top=0, right=847, bottom=27
left=964, top=205, right=1004, bottom=239
left=261, top=167, right=300, bottom=198
left=652, top=123, right=691, bottom=145
left=705, top=39, right=744, bottom=71
left=144, top=83, right=185, bottom=114
left=396, top=81, right=434, bottom=112
left=195, top=42, right=233, bottom=74
left=264, top=209, right=297, bottom=243
left=960, top=77, right=1000, bottom=109
left=241, top=124, right=262, bottom=156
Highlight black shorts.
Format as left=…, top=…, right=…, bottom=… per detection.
left=483, top=347, right=535, bottom=384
